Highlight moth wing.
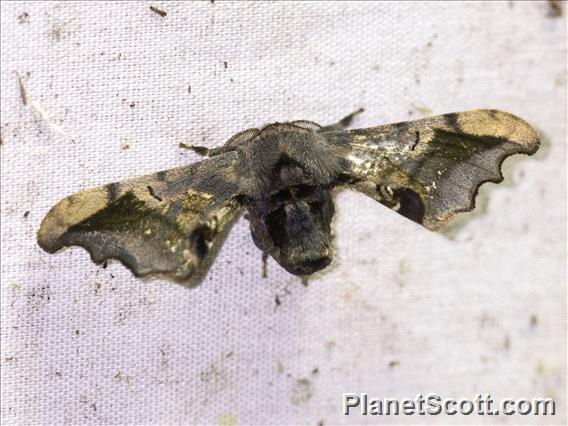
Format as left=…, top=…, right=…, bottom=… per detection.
left=38, top=152, right=243, bottom=284
left=325, top=110, right=539, bottom=231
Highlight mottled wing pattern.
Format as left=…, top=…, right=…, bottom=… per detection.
left=38, top=152, right=243, bottom=284
left=325, top=110, right=539, bottom=230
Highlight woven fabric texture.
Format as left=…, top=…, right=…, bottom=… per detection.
left=1, top=1, right=566, bottom=425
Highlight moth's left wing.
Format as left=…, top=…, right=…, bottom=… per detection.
left=38, top=152, right=243, bottom=284
left=325, top=110, right=539, bottom=231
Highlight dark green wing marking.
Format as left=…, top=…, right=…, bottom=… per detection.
left=325, top=110, right=539, bottom=230
left=38, top=152, right=243, bottom=285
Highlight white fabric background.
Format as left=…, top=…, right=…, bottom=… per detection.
left=1, top=1, right=566, bottom=425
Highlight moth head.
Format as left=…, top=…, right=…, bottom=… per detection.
left=246, top=185, right=335, bottom=276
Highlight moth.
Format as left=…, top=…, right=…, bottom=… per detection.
left=38, top=109, right=539, bottom=285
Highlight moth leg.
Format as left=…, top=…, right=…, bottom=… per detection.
left=320, top=108, right=365, bottom=132
left=262, top=251, right=268, bottom=278
left=179, top=143, right=211, bottom=156
left=179, top=128, right=260, bottom=158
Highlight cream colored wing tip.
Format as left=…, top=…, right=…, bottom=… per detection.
left=37, top=187, right=110, bottom=253
left=451, top=109, right=539, bottom=154
left=37, top=208, right=64, bottom=253
left=479, top=109, right=540, bottom=154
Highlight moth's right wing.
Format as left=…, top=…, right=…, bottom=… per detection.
left=324, top=110, right=539, bottom=231
left=38, top=152, right=243, bottom=285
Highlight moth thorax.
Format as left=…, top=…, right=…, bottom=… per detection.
left=272, top=155, right=306, bottom=188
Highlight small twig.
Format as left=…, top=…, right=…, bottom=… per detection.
left=149, top=6, right=167, bottom=17
left=18, top=75, right=27, bottom=106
